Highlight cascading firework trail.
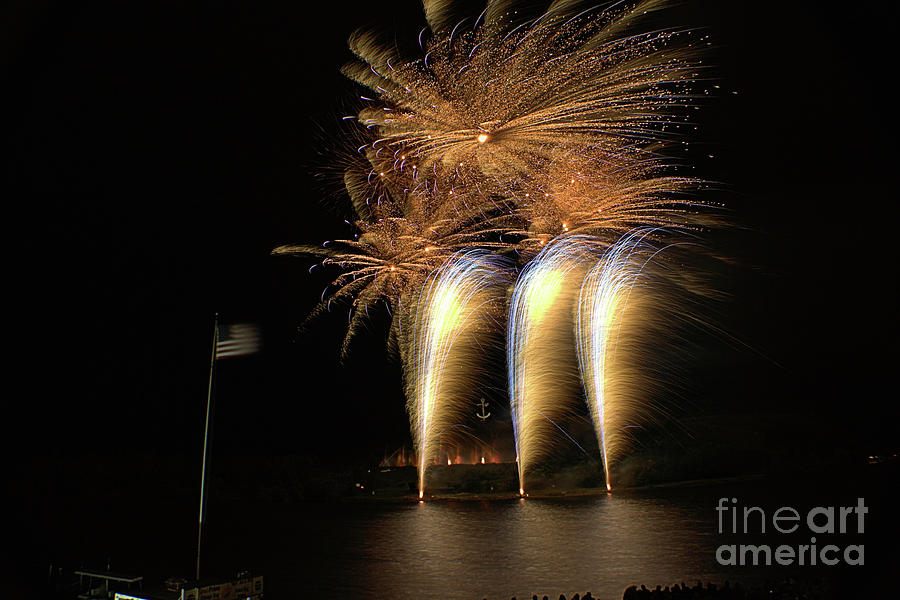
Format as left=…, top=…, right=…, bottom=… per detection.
left=575, top=229, right=658, bottom=491
left=507, top=237, right=597, bottom=495
left=404, top=250, right=508, bottom=497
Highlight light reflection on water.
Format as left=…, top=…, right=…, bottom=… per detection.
left=62, top=479, right=882, bottom=599
left=35, top=471, right=890, bottom=598
left=312, top=493, right=727, bottom=600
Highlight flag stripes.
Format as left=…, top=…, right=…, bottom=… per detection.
left=215, top=324, right=261, bottom=359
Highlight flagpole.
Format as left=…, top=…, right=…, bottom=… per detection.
left=196, top=313, right=219, bottom=581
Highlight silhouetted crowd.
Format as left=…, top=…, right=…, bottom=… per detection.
left=503, top=594, right=598, bottom=600
left=623, top=579, right=831, bottom=599
left=493, top=579, right=831, bottom=600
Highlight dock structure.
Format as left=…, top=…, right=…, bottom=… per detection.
left=74, top=569, right=143, bottom=599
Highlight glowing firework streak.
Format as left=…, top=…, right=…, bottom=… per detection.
left=576, top=229, right=656, bottom=492
left=408, top=250, right=506, bottom=498
left=507, top=237, right=595, bottom=495
left=277, top=0, right=718, bottom=360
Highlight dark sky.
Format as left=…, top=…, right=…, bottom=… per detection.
left=6, top=1, right=898, bottom=464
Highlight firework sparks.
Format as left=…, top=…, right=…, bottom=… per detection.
left=273, top=204, right=516, bottom=357
left=276, top=0, right=721, bottom=496
left=507, top=236, right=599, bottom=494
left=403, top=250, right=508, bottom=497
left=575, top=229, right=661, bottom=491
left=277, top=0, right=716, bottom=358
left=346, top=0, right=714, bottom=243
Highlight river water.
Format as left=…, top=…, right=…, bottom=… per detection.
left=285, top=492, right=725, bottom=599
left=199, top=476, right=891, bottom=599
left=29, top=471, right=895, bottom=599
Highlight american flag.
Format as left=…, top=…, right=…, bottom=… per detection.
left=215, top=323, right=261, bottom=359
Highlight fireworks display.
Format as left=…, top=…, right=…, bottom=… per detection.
left=277, top=0, right=718, bottom=495
left=576, top=229, right=657, bottom=491
left=401, top=250, right=508, bottom=497
left=507, top=237, right=592, bottom=494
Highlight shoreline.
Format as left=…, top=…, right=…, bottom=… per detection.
left=343, top=473, right=767, bottom=503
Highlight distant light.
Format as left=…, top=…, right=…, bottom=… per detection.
left=477, top=133, right=489, bottom=144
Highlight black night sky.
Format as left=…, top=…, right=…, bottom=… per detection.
left=5, top=0, right=899, bottom=591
